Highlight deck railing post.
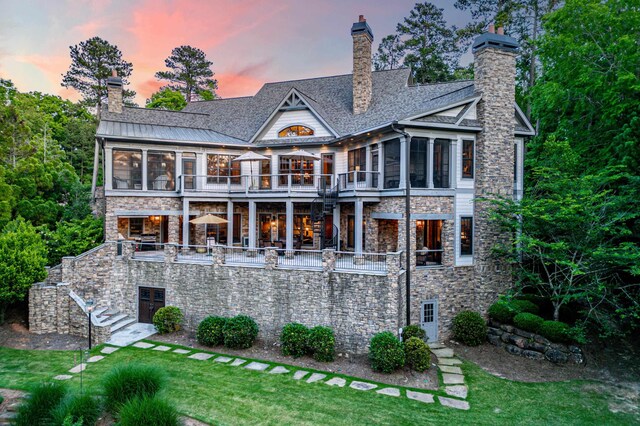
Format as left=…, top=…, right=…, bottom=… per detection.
left=322, top=249, right=336, bottom=274
left=265, top=248, right=278, bottom=270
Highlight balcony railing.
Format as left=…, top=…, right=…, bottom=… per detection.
left=180, top=174, right=335, bottom=194
left=338, top=171, right=380, bottom=191
left=335, top=251, right=387, bottom=272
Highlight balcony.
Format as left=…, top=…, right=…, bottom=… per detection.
left=337, top=171, right=380, bottom=192
left=179, top=174, right=336, bottom=197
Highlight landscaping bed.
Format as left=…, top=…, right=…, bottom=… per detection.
left=152, top=330, right=440, bottom=390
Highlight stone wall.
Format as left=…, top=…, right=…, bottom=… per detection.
left=487, top=320, right=584, bottom=364
left=105, top=196, right=181, bottom=241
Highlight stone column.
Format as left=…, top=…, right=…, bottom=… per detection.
left=265, top=248, right=278, bottom=270
left=399, top=135, right=407, bottom=189
left=141, top=150, right=148, bottom=191
left=168, top=215, right=180, bottom=244
left=248, top=201, right=257, bottom=248
left=182, top=199, right=190, bottom=248
left=227, top=201, right=234, bottom=246
left=122, top=241, right=134, bottom=260
left=285, top=200, right=294, bottom=253
left=212, top=245, right=225, bottom=266
left=322, top=249, right=336, bottom=274
left=61, top=257, right=75, bottom=283
left=55, top=283, right=70, bottom=334
left=427, top=138, right=434, bottom=189
left=164, top=244, right=177, bottom=263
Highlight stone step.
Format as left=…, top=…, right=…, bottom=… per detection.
left=110, top=317, right=136, bottom=333
left=92, top=307, right=108, bottom=317
left=96, top=313, right=127, bottom=327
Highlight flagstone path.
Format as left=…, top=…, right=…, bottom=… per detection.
left=54, top=340, right=470, bottom=411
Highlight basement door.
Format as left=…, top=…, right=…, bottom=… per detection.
left=138, top=287, right=165, bottom=324
left=420, top=299, right=439, bottom=343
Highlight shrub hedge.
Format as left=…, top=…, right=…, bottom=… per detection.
left=369, top=332, right=405, bottom=373
left=511, top=299, right=540, bottom=315
left=196, top=316, right=227, bottom=346
left=280, top=323, right=310, bottom=358
left=539, top=320, right=572, bottom=343
left=404, top=337, right=430, bottom=372
left=513, top=312, right=545, bottom=333
left=308, top=326, right=335, bottom=362
left=401, top=324, right=426, bottom=342
left=453, top=311, right=487, bottom=346
left=103, top=364, right=165, bottom=414
left=488, top=301, right=518, bottom=323
left=152, top=306, right=183, bottom=334
left=13, top=382, right=68, bottom=426
left=118, top=396, right=180, bottom=426
left=51, top=394, right=102, bottom=426
left=223, top=315, right=259, bottom=349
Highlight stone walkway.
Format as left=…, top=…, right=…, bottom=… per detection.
left=53, top=340, right=470, bottom=411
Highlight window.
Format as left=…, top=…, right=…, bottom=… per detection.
left=462, top=140, right=474, bottom=179
left=128, top=218, right=143, bottom=237
left=294, top=214, right=314, bottom=246
left=346, top=215, right=366, bottom=249
left=207, top=154, right=240, bottom=184
left=182, top=154, right=196, bottom=190
left=260, top=156, right=271, bottom=189
left=278, top=157, right=314, bottom=186
left=321, top=153, right=334, bottom=188
left=112, top=150, right=142, bottom=190
left=460, top=217, right=473, bottom=256
left=433, top=139, right=450, bottom=188
left=384, top=138, right=401, bottom=189
left=347, top=147, right=367, bottom=182
left=147, top=151, right=175, bottom=191
left=371, top=147, right=379, bottom=188
left=410, top=138, right=428, bottom=188
left=278, top=125, right=314, bottom=138
left=416, top=220, right=443, bottom=266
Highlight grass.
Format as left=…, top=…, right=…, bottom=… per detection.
left=0, top=342, right=637, bottom=425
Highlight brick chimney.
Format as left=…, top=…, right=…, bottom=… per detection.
left=107, top=69, right=123, bottom=114
left=471, top=26, right=519, bottom=312
left=351, top=15, right=373, bottom=115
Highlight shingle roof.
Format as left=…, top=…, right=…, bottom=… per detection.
left=100, top=69, right=478, bottom=143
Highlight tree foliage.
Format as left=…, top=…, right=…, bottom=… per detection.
left=61, top=37, right=136, bottom=117
left=145, top=88, right=187, bottom=111
left=155, top=46, right=218, bottom=103
left=373, top=34, right=405, bottom=71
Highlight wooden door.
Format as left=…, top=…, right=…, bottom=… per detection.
left=138, top=287, right=165, bottom=324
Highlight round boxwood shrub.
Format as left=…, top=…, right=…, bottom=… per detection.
left=452, top=310, right=487, bottom=346
left=14, top=382, right=68, bottom=426
left=369, top=331, right=405, bottom=373
left=511, top=299, right=540, bottom=315
left=404, top=337, right=431, bottom=372
left=118, top=396, right=180, bottom=426
left=196, top=316, right=227, bottom=346
left=223, top=314, right=259, bottom=349
left=513, top=312, right=544, bottom=333
left=152, top=306, right=183, bottom=334
left=488, top=301, right=517, bottom=323
left=103, top=364, right=165, bottom=414
left=308, top=326, right=335, bottom=362
left=401, top=324, right=426, bottom=342
left=51, top=394, right=102, bottom=426
left=539, top=320, right=571, bottom=343
left=280, top=323, right=310, bottom=358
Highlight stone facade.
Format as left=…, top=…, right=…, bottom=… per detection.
left=106, top=196, right=182, bottom=242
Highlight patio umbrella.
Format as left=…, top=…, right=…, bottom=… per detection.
left=189, top=214, right=229, bottom=225
left=232, top=151, right=270, bottom=188
left=279, top=149, right=321, bottom=161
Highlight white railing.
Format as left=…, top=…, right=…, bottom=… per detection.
left=180, top=174, right=335, bottom=194
left=338, top=171, right=380, bottom=191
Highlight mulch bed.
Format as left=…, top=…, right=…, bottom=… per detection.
left=0, top=322, right=87, bottom=351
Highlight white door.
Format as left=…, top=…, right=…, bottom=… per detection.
left=420, top=299, right=438, bottom=343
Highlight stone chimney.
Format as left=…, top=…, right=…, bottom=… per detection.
left=107, top=69, right=123, bottom=114
left=351, top=15, right=373, bottom=115
left=471, top=26, right=519, bottom=312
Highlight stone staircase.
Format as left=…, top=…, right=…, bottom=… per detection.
left=92, top=307, right=137, bottom=335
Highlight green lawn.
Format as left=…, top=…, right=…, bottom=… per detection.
left=0, top=342, right=636, bottom=425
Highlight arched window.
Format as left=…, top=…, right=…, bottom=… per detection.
left=278, top=125, right=314, bottom=138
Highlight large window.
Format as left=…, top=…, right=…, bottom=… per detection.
left=278, top=157, right=314, bottom=186
left=112, top=150, right=142, bottom=190
left=207, top=154, right=240, bottom=184
left=347, top=147, right=367, bottom=182
left=416, top=220, right=443, bottom=266
left=460, top=217, right=473, bottom=256
left=294, top=214, right=314, bottom=246
left=410, top=137, right=428, bottom=188
left=384, top=138, right=401, bottom=189
left=278, top=125, right=314, bottom=138
left=462, top=140, right=474, bottom=179
left=260, top=156, right=271, bottom=189
left=147, top=151, right=175, bottom=191
left=433, top=139, right=450, bottom=188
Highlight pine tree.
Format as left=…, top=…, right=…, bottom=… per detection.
left=155, top=46, right=218, bottom=103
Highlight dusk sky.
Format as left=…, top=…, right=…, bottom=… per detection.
left=0, top=0, right=472, bottom=105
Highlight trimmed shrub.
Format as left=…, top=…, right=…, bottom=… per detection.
left=152, top=306, right=183, bottom=334
left=103, top=364, right=165, bottom=414
left=369, top=331, right=405, bottom=373
left=280, top=323, right=310, bottom=358
left=223, top=314, right=259, bottom=349
left=539, top=320, right=572, bottom=343
left=511, top=299, right=540, bottom=315
left=118, top=396, right=180, bottom=426
left=308, top=326, right=336, bottom=362
left=14, top=382, right=68, bottom=426
left=513, top=312, right=544, bottom=333
left=488, top=301, right=518, bottom=323
left=196, top=316, right=227, bottom=346
left=401, top=324, right=426, bottom=342
left=452, top=311, right=487, bottom=346
left=51, top=394, right=102, bottom=426
left=404, top=337, right=431, bottom=372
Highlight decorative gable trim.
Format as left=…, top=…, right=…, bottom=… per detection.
left=249, top=88, right=339, bottom=143
left=404, top=96, right=481, bottom=123
left=514, top=103, right=535, bottom=135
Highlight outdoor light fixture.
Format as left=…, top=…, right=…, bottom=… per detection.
left=86, top=299, right=95, bottom=350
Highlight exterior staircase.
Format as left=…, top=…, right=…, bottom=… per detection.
left=92, top=307, right=137, bottom=335
left=311, top=178, right=340, bottom=250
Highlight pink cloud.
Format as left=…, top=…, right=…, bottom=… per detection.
left=72, top=19, right=106, bottom=39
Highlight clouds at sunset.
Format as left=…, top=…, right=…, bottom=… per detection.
left=0, top=0, right=469, bottom=104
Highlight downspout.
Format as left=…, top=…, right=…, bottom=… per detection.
left=390, top=122, right=411, bottom=326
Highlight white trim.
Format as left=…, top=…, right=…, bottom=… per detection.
left=514, top=103, right=536, bottom=135
left=455, top=97, right=481, bottom=126
left=403, top=96, right=481, bottom=122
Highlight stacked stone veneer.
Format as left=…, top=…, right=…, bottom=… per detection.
left=487, top=320, right=584, bottom=364
left=30, top=241, right=404, bottom=353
